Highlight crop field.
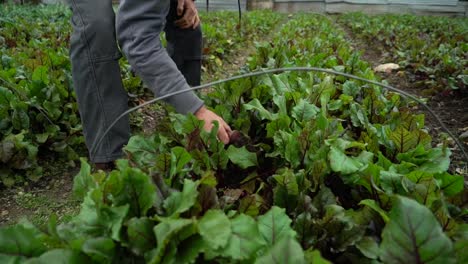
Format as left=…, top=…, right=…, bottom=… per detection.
left=0, top=3, right=467, bottom=264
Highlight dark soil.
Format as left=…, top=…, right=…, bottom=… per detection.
left=0, top=161, right=80, bottom=226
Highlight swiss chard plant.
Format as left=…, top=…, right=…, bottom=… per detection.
left=0, top=4, right=83, bottom=186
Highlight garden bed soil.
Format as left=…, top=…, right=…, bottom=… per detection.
left=0, top=164, right=79, bottom=226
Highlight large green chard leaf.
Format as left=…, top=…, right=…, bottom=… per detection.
left=31, top=66, right=50, bottom=85
left=379, top=196, right=455, bottom=264
left=198, top=209, right=231, bottom=250
left=257, top=206, right=297, bottom=246
left=349, top=102, right=369, bottom=128
left=397, top=146, right=451, bottom=174
left=356, top=236, right=380, bottom=260
left=124, top=135, right=169, bottom=167
left=226, top=145, right=258, bottom=169
left=380, top=170, right=407, bottom=195
left=389, top=126, right=419, bottom=154
left=81, top=237, right=115, bottom=263
left=359, top=199, right=389, bottom=223
left=266, top=114, right=291, bottom=138
left=273, top=169, right=299, bottom=211
left=269, top=74, right=290, bottom=95
left=149, top=218, right=195, bottom=264
left=170, top=113, right=204, bottom=136
left=342, top=80, right=360, bottom=97
left=213, top=214, right=266, bottom=260
left=291, top=99, right=320, bottom=122
left=169, top=146, right=192, bottom=178
left=163, top=179, right=198, bottom=217
left=271, top=131, right=301, bottom=167
left=112, top=160, right=157, bottom=217
left=24, top=249, right=90, bottom=264
left=408, top=177, right=440, bottom=207
left=272, top=94, right=288, bottom=116
left=126, top=217, right=156, bottom=256
left=327, top=139, right=372, bottom=175
left=255, top=236, right=305, bottom=264
left=0, top=223, right=47, bottom=258
left=64, top=189, right=129, bottom=242
left=317, top=205, right=366, bottom=253
left=244, top=98, right=277, bottom=120
left=328, top=146, right=364, bottom=175
left=434, top=172, right=464, bottom=197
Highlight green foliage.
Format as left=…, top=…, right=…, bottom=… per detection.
left=339, top=12, right=468, bottom=93
left=255, top=237, right=305, bottom=264
left=0, top=222, right=47, bottom=259
left=0, top=6, right=282, bottom=187
left=200, top=10, right=284, bottom=77
left=380, top=196, right=455, bottom=263
left=198, top=209, right=231, bottom=250
left=0, top=8, right=466, bottom=264
left=0, top=4, right=81, bottom=185
left=0, top=159, right=301, bottom=263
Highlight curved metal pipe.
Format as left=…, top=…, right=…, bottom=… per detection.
left=90, top=67, right=468, bottom=163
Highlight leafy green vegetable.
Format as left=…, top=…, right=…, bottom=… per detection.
left=257, top=206, right=297, bottom=246
left=25, top=249, right=90, bottom=264
left=0, top=223, right=47, bottom=258
left=163, top=179, right=198, bottom=217
left=380, top=196, right=455, bottom=264
left=215, top=214, right=266, bottom=260
left=227, top=145, right=258, bottom=169
left=72, top=158, right=93, bottom=199
left=126, top=217, right=156, bottom=256
left=255, top=237, right=305, bottom=264
left=339, top=12, right=467, bottom=93
left=1, top=7, right=465, bottom=264
left=198, top=209, right=231, bottom=250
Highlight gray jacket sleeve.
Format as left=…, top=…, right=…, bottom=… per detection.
left=116, top=0, right=204, bottom=114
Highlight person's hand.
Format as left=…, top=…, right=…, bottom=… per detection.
left=195, top=106, right=232, bottom=144
left=176, top=0, right=200, bottom=29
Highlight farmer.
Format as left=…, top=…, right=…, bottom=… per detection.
left=67, top=0, right=231, bottom=170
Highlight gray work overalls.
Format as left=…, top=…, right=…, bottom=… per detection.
left=67, top=0, right=204, bottom=163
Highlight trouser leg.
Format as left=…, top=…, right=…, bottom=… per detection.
left=117, top=0, right=204, bottom=115
left=68, top=0, right=130, bottom=163
left=165, top=0, right=203, bottom=86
